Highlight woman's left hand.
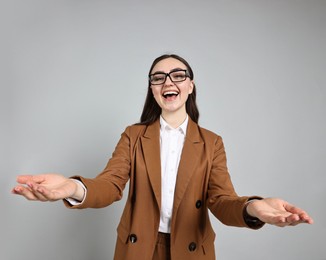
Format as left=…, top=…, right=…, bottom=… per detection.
left=246, top=198, right=314, bottom=227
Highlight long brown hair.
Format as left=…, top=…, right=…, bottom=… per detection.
left=139, top=54, right=199, bottom=125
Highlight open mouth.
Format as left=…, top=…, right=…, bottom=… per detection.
left=162, top=90, right=179, bottom=100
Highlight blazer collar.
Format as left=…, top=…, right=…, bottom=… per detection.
left=141, top=120, right=162, bottom=209
left=173, top=118, right=204, bottom=218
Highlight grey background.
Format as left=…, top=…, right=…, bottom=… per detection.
left=1, top=0, right=325, bottom=259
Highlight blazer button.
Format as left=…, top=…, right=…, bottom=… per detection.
left=129, top=234, right=137, bottom=243
left=188, top=242, right=197, bottom=252
left=195, top=200, right=202, bottom=209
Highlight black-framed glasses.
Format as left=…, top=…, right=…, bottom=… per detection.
left=149, top=69, right=190, bottom=85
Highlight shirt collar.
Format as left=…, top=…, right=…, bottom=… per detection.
left=160, top=115, right=188, bottom=135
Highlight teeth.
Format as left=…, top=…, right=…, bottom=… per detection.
left=163, top=91, right=178, bottom=95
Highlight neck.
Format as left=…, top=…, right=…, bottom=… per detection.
left=161, top=109, right=187, bottom=128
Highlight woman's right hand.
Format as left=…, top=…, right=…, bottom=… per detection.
left=12, top=174, right=85, bottom=202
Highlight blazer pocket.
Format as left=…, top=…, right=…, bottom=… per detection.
left=201, top=230, right=216, bottom=256
left=117, top=224, right=130, bottom=244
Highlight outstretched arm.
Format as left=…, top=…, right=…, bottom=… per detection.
left=246, top=198, right=313, bottom=227
left=12, top=174, right=85, bottom=202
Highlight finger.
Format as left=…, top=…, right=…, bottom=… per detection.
left=31, top=175, right=47, bottom=184
left=285, top=214, right=300, bottom=223
left=32, top=190, right=49, bottom=202
left=284, top=203, right=306, bottom=215
left=288, top=219, right=309, bottom=226
left=270, top=213, right=313, bottom=227
left=284, top=213, right=314, bottom=226
left=26, top=182, right=51, bottom=202
left=289, top=221, right=302, bottom=226
left=17, top=175, right=45, bottom=184
left=299, top=213, right=314, bottom=224
left=33, top=186, right=58, bottom=202
left=275, top=216, right=299, bottom=227
left=16, top=175, right=34, bottom=184
left=263, top=214, right=287, bottom=226
left=273, top=219, right=288, bottom=227
left=284, top=204, right=313, bottom=224
left=12, top=185, right=39, bottom=201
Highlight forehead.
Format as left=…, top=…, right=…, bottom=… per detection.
left=151, top=58, right=187, bottom=73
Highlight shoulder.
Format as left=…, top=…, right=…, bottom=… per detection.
left=187, top=118, right=223, bottom=144
left=195, top=123, right=222, bottom=142
left=123, top=123, right=147, bottom=137
left=198, top=125, right=219, bottom=138
left=122, top=121, right=160, bottom=139
left=195, top=125, right=228, bottom=160
left=194, top=124, right=226, bottom=154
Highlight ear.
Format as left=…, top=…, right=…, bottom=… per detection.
left=188, top=80, right=194, bottom=94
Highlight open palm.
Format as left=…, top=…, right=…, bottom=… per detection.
left=12, top=174, right=78, bottom=202
left=247, top=198, right=313, bottom=227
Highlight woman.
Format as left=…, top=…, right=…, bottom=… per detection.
left=12, top=54, right=313, bottom=260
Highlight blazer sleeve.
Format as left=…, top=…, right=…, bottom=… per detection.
left=64, top=126, right=133, bottom=209
left=207, top=135, right=263, bottom=228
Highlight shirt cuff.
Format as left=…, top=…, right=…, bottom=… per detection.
left=243, top=198, right=265, bottom=229
left=64, top=179, right=87, bottom=206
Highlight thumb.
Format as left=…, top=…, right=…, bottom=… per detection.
left=16, top=175, right=45, bottom=184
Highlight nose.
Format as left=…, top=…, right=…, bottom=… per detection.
left=164, top=74, right=174, bottom=85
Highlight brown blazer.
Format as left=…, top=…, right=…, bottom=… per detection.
left=66, top=118, right=260, bottom=259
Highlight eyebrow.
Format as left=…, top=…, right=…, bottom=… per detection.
left=151, top=67, right=186, bottom=74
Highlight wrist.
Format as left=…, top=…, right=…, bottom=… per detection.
left=243, top=198, right=265, bottom=229
left=70, top=179, right=85, bottom=202
left=246, top=199, right=258, bottom=217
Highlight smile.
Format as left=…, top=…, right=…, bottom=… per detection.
left=162, top=90, right=179, bottom=100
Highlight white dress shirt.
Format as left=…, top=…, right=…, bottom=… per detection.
left=159, top=115, right=188, bottom=233
left=67, top=115, right=189, bottom=234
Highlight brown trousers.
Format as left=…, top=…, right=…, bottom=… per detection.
left=152, top=232, right=171, bottom=260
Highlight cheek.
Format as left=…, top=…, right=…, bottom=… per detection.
left=181, top=85, right=193, bottom=96
left=151, top=87, right=161, bottom=101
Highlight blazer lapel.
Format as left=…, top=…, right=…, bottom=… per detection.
left=141, top=120, right=161, bottom=210
left=173, top=119, right=204, bottom=215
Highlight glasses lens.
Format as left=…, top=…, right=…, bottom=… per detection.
left=150, top=73, right=166, bottom=85
left=170, top=70, right=187, bottom=82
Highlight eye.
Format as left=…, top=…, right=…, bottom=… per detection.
left=153, top=75, right=164, bottom=81
left=171, top=71, right=186, bottom=81
left=151, top=73, right=166, bottom=83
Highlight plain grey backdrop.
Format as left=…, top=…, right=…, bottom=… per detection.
left=1, top=0, right=325, bottom=259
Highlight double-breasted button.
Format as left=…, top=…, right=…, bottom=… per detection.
left=129, top=234, right=137, bottom=243
left=195, top=200, right=202, bottom=209
left=188, top=242, right=197, bottom=252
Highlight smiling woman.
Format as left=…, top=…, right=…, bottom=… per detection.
left=12, top=54, right=313, bottom=260
left=148, top=58, right=194, bottom=128
left=140, top=54, right=198, bottom=127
